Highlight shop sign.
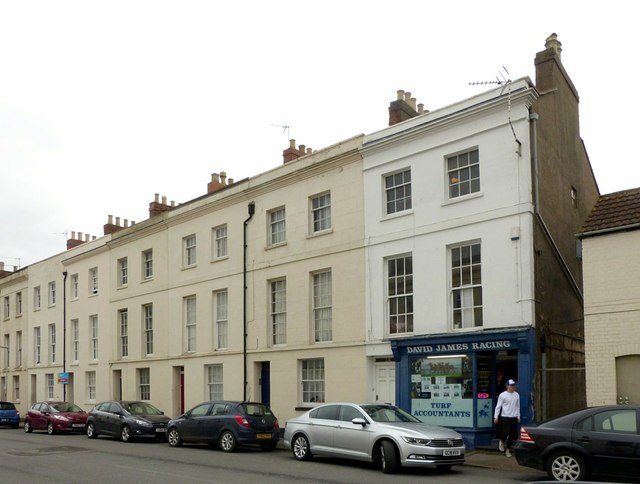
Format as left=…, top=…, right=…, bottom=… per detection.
left=406, top=339, right=513, bottom=355
left=411, top=399, right=473, bottom=428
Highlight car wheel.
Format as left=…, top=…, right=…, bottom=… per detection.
left=121, top=425, right=132, bottom=443
left=47, top=422, right=56, bottom=435
left=86, top=422, right=98, bottom=439
left=219, top=430, right=237, bottom=452
left=292, top=434, right=312, bottom=461
left=24, top=420, right=32, bottom=433
left=547, top=451, right=586, bottom=481
left=380, top=440, right=399, bottom=474
left=167, top=428, right=182, bottom=447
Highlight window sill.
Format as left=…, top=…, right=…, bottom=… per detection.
left=141, top=277, right=153, bottom=284
left=210, top=255, right=229, bottom=263
left=182, top=265, right=197, bottom=271
left=265, top=242, right=287, bottom=250
left=307, top=228, right=333, bottom=239
left=379, top=209, right=414, bottom=223
left=441, top=191, right=483, bottom=207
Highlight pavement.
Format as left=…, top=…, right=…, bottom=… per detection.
left=465, top=449, right=529, bottom=472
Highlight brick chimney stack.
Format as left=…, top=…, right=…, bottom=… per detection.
left=149, top=193, right=174, bottom=217
left=283, top=139, right=312, bottom=163
left=388, top=90, right=427, bottom=126
left=207, top=171, right=235, bottom=194
left=67, top=231, right=87, bottom=249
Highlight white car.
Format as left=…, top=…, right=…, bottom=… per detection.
left=283, top=403, right=465, bottom=474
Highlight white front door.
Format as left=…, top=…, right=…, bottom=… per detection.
left=374, top=362, right=395, bottom=405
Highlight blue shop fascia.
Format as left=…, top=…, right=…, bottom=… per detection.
left=390, top=326, right=536, bottom=450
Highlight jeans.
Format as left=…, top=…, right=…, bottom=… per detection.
left=499, top=416, right=519, bottom=450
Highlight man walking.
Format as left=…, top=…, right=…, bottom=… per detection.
left=493, top=379, right=520, bottom=457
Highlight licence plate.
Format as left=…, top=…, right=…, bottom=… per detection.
left=72, top=424, right=86, bottom=428
left=0, top=419, right=7, bottom=423
left=443, top=449, right=461, bottom=456
left=256, top=433, right=271, bottom=439
left=155, top=428, right=167, bottom=433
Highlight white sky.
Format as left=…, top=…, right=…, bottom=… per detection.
left=1, top=1, right=638, bottom=268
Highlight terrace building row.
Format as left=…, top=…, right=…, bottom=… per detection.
left=1, top=34, right=598, bottom=448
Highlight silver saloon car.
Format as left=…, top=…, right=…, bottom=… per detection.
left=283, top=403, right=465, bottom=474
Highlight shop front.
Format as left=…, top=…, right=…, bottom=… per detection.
left=390, top=326, right=536, bottom=449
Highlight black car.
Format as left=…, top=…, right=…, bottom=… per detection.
left=86, top=400, right=171, bottom=442
left=514, top=405, right=640, bottom=481
left=167, top=401, right=280, bottom=452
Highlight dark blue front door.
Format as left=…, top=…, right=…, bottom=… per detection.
left=261, top=362, right=271, bottom=407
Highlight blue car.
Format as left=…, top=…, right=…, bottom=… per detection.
left=0, top=401, right=20, bottom=428
left=167, top=401, right=280, bottom=452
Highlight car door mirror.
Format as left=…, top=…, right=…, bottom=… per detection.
left=352, top=417, right=368, bottom=426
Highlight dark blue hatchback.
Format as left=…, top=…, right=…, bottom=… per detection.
left=0, top=401, right=20, bottom=428
left=167, top=401, right=280, bottom=452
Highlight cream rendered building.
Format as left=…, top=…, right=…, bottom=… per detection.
left=580, top=188, right=640, bottom=406
left=1, top=135, right=366, bottom=425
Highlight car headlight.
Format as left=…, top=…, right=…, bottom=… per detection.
left=52, top=414, right=69, bottom=421
left=402, top=436, right=432, bottom=445
left=135, top=419, right=152, bottom=426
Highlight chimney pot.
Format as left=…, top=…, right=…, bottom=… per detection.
left=410, top=97, right=417, bottom=110
left=161, top=196, right=167, bottom=205
left=227, top=178, right=234, bottom=184
left=306, top=148, right=312, bottom=154
left=78, top=232, right=83, bottom=240
left=545, top=33, right=562, bottom=58
left=418, top=103, right=424, bottom=114
left=124, top=219, right=129, bottom=228
left=155, top=193, right=160, bottom=203
left=171, top=201, right=176, bottom=207
left=289, top=139, right=296, bottom=149
left=220, top=172, right=227, bottom=184
left=299, top=144, right=306, bottom=153
left=397, top=90, right=405, bottom=101
left=404, top=92, right=412, bottom=103
left=108, top=214, right=113, bottom=224
left=115, top=217, right=121, bottom=226
left=92, top=236, right=97, bottom=240
left=71, top=231, right=76, bottom=239
left=84, top=234, right=90, bottom=241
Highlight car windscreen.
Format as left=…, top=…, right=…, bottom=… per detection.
left=122, top=402, right=163, bottom=415
left=0, top=402, right=16, bottom=410
left=241, top=403, right=273, bottom=417
left=50, top=403, right=83, bottom=413
left=361, top=405, right=421, bottom=423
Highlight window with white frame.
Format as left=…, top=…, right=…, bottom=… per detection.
left=46, top=373, right=54, bottom=399
left=213, top=225, right=228, bottom=259
left=301, top=359, right=325, bottom=404
left=451, top=242, right=483, bottom=329
left=118, top=258, right=128, bottom=287
left=268, top=207, right=286, bottom=245
left=142, top=249, right=153, bottom=279
left=89, top=268, right=98, bottom=295
left=48, top=324, right=56, bottom=364
left=87, top=371, right=96, bottom=401
left=119, top=309, right=129, bottom=358
left=71, top=319, right=79, bottom=362
left=48, top=281, right=56, bottom=306
left=90, top=315, right=98, bottom=360
left=2, top=296, right=8, bottom=319
left=3, top=334, right=8, bottom=368
left=34, top=327, right=41, bottom=364
left=311, top=192, right=331, bottom=233
left=138, top=368, right=150, bottom=400
left=385, top=169, right=412, bottom=215
left=34, top=286, right=41, bottom=310
left=207, top=364, right=223, bottom=400
left=185, top=296, right=197, bottom=352
left=270, top=279, right=286, bottom=345
left=184, top=235, right=197, bottom=267
left=16, top=331, right=22, bottom=367
left=313, top=271, right=332, bottom=342
left=71, top=274, right=79, bottom=299
left=214, top=290, right=228, bottom=350
left=15, top=292, right=22, bottom=316
left=447, top=149, right=480, bottom=199
left=143, top=304, right=153, bottom=356
left=13, top=375, right=19, bottom=401
left=387, top=255, right=414, bottom=334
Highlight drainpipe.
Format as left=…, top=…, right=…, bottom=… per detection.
left=243, top=202, right=255, bottom=402
left=62, top=270, right=68, bottom=402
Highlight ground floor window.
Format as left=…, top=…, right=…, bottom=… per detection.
left=301, top=358, right=325, bottom=404
left=46, top=373, right=54, bottom=399
left=138, top=368, right=150, bottom=400
left=207, top=364, right=223, bottom=400
left=86, top=371, right=96, bottom=401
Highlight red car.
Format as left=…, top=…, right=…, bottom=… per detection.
left=24, top=402, right=88, bottom=434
